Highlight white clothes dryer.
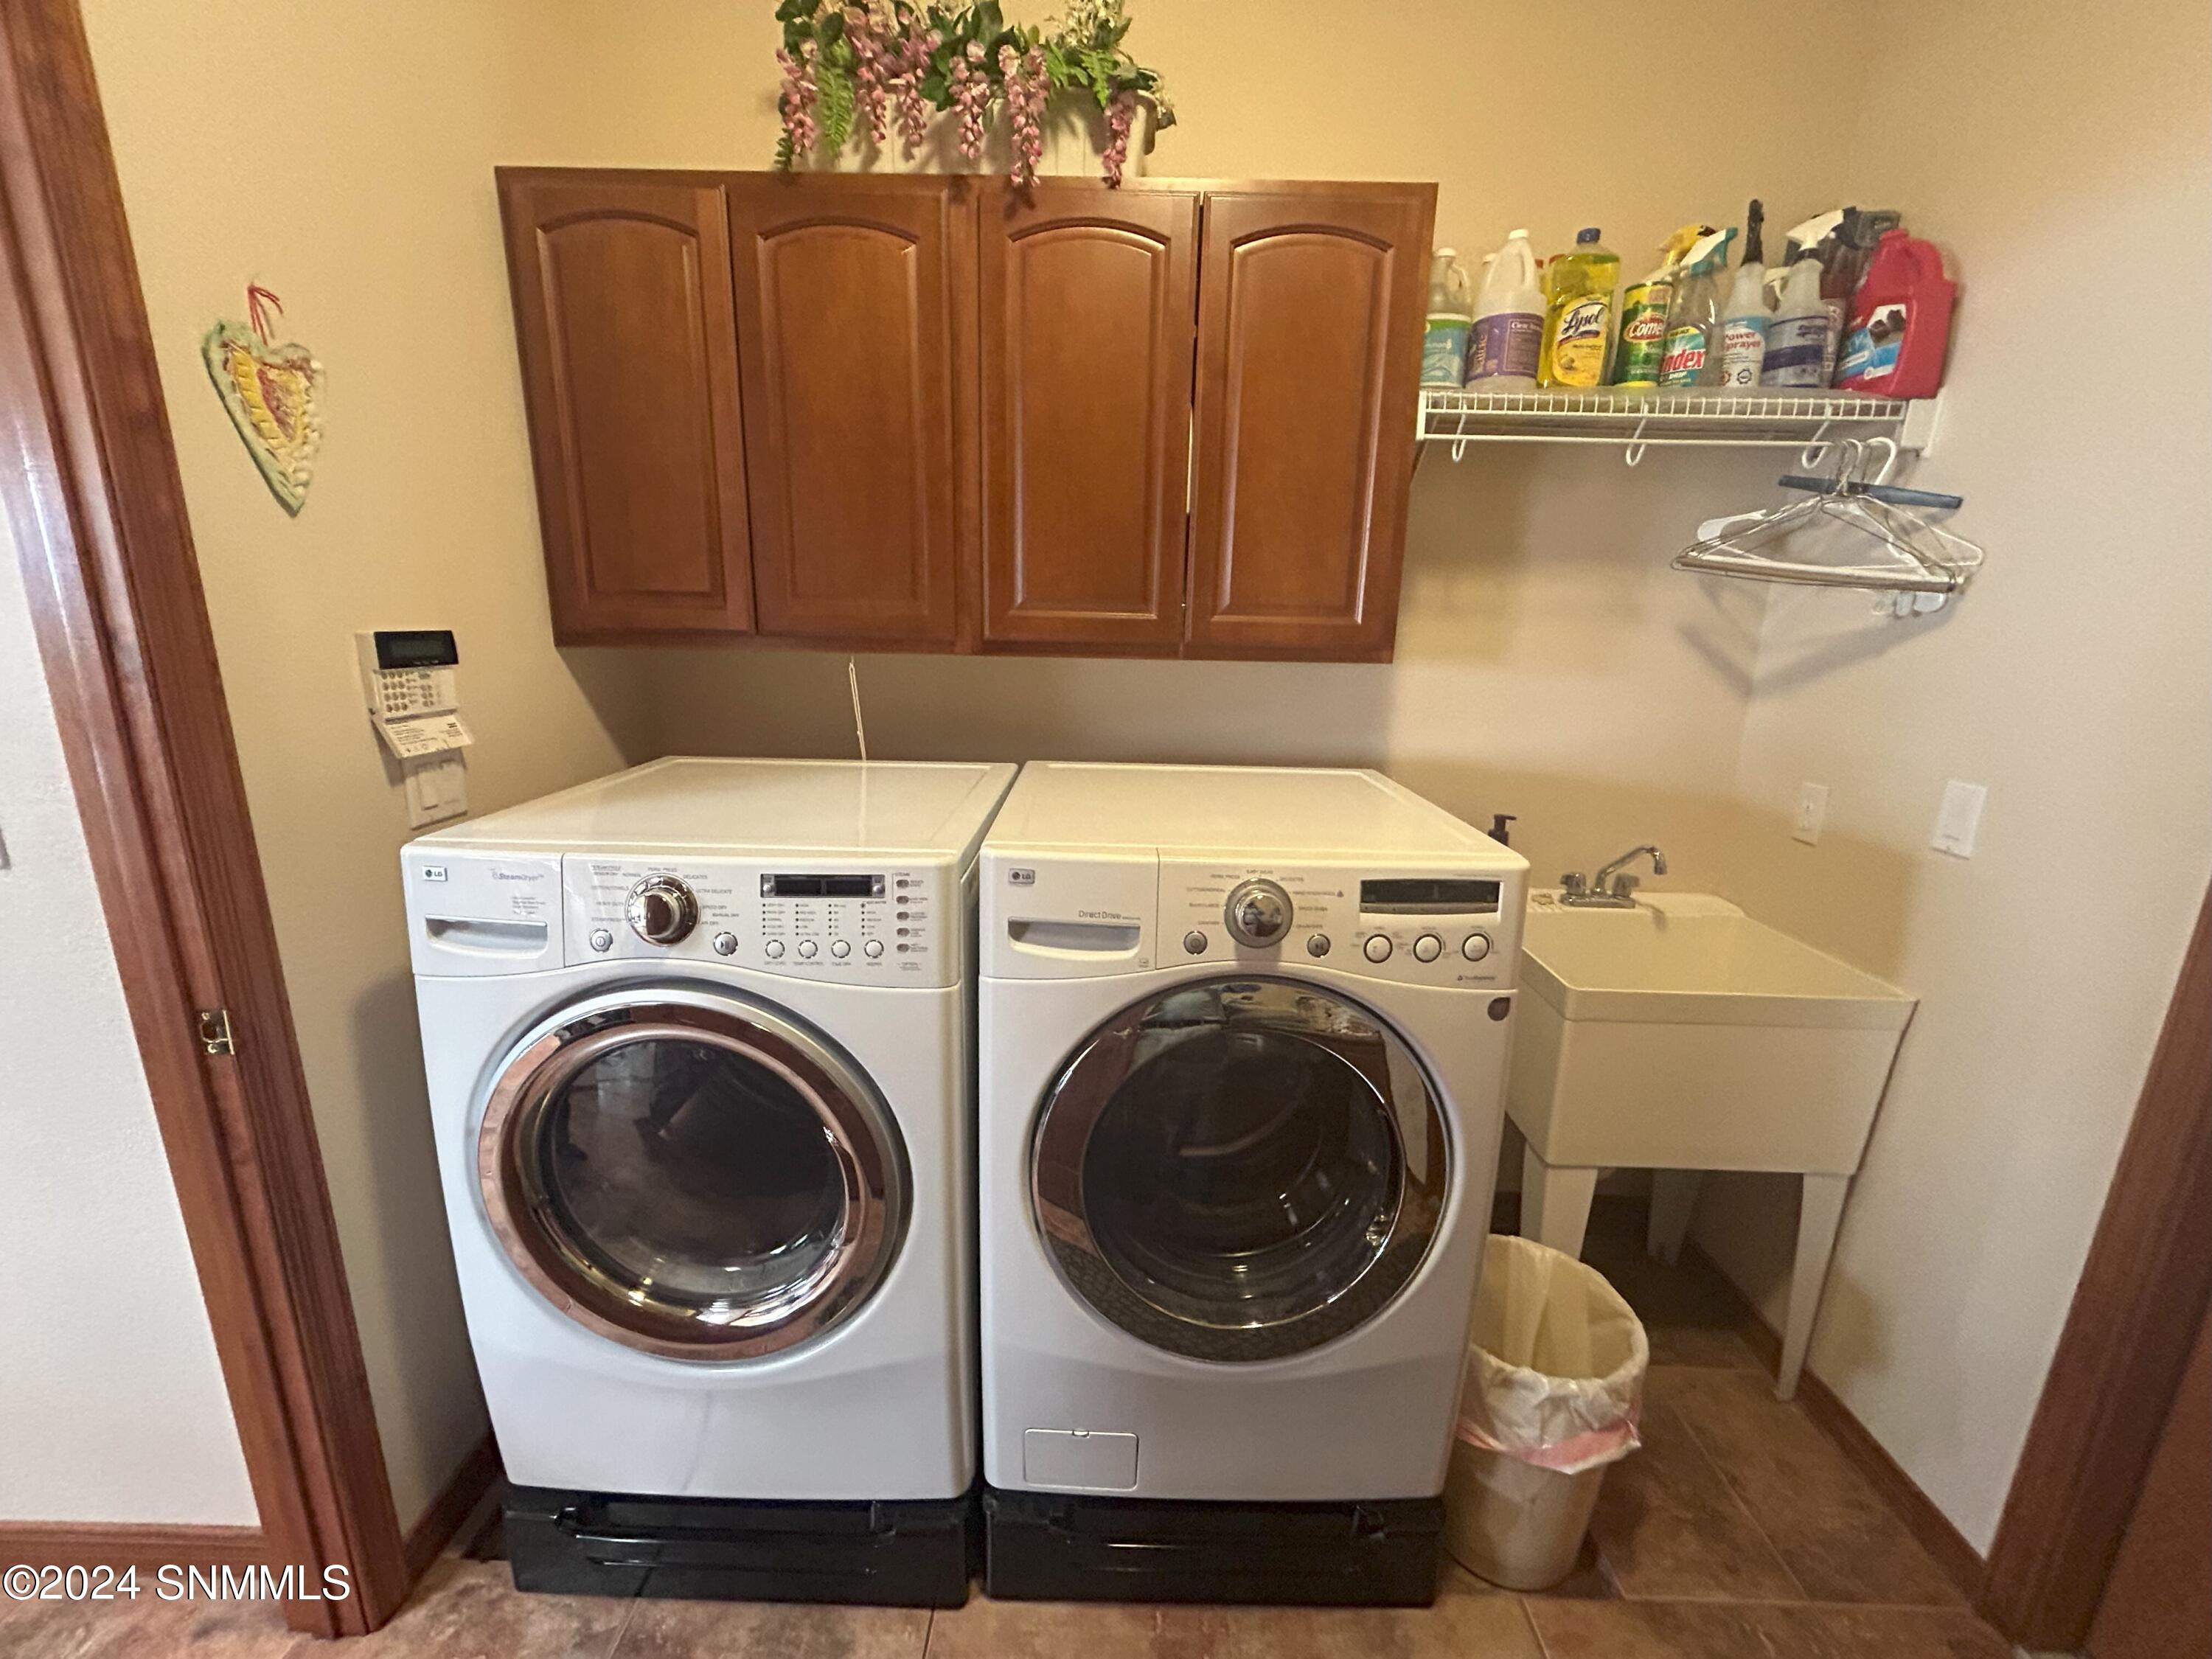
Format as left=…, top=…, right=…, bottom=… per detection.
left=404, top=757, right=1014, bottom=1604
left=973, top=763, right=1526, bottom=1604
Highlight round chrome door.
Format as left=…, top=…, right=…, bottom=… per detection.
left=478, top=988, right=907, bottom=1361
left=1030, top=976, right=1450, bottom=1363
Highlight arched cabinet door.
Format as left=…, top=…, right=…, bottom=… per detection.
left=1186, top=185, right=1433, bottom=662
left=499, top=172, right=754, bottom=641
left=727, top=177, right=969, bottom=648
left=978, top=182, right=1197, bottom=653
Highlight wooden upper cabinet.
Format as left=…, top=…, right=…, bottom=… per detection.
left=1185, top=184, right=1434, bottom=661
left=978, top=182, right=1197, bottom=653
left=498, top=171, right=754, bottom=641
left=498, top=170, right=1433, bottom=661
left=726, top=176, right=969, bottom=648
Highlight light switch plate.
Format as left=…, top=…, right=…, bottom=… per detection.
left=1931, top=779, right=1986, bottom=858
left=1793, top=782, right=1829, bottom=846
left=405, top=757, right=468, bottom=829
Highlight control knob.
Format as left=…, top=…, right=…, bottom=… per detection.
left=1223, top=878, right=1294, bottom=948
left=626, top=875, right=698, bottom=945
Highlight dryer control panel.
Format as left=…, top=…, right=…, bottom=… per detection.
left=1159, top=858, right=1522, bottom=990
left=562, top=855, right=959, bottom=987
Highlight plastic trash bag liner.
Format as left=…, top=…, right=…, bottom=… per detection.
left=1455, top=1234, right=1648, bottom=1475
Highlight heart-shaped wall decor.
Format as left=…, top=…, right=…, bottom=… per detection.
left=202, top=284, right=324, bottom=515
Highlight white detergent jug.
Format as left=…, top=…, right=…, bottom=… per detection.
left=1468, top=229, right=1543, bottom=390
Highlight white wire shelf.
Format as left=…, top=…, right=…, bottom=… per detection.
left=1417, top=386, right=1941, bottom=465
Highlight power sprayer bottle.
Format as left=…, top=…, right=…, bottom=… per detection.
left=1717, top=200, right=1770, bottom=389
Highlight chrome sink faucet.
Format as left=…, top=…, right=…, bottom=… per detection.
left=1560, top=844, right=1668, bottom=908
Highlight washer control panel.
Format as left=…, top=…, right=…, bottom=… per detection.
left=1161, top=859, right=1520, bottom=988
left=563, top=856, right=955, bottom=985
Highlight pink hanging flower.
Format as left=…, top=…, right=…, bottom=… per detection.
left=1101, top=88, right=1137, bottom=187
left=946, top=38, right=993, bottom=161
left=891, top=24, right=939, bottom=157
left=1001, top=44, right=1048, bottom=189
left=776, top=40, right=821, bottom=158
left=845, top=6, right=890, bottom=145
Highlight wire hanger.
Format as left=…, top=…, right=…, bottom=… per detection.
left=1673, top=437, right=1983, bottom=613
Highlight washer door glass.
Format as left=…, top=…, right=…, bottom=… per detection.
left=479, top=992, right=906, bottom=1361
left=1031, top=977, right=1450, bottom=1363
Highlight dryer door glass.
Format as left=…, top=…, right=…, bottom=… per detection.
left=1031, top=976, right=1449, bottom=1363
left=479, top=993, right=908, bottom=1361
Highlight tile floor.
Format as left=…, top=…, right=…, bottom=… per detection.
left=0, top=1214, right=2013, bottom=1658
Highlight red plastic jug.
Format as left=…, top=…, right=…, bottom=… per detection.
left=1837, top=230, right=1953, bottom=399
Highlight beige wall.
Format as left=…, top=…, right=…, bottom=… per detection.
left=1692, top=0, right=2212, bottom=1551
left=80, top=2, right=655, bottom=1526
left=1, top=527, right=255, bottom=1526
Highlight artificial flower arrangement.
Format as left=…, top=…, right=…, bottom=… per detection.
left=774, top=0, right=1172, bottom=187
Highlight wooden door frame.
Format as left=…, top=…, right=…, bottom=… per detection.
left=1979, top=890, right=2211, bottom=1650
left=0, top=0, right=411, bottom=1636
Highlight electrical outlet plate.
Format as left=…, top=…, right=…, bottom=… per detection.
left=1931, top=779, right=1986, bottom=858
left=1794, top=782, right=1829, bottom=846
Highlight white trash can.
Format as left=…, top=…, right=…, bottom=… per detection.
left=1444, top=1235, right=1648, bottom=1590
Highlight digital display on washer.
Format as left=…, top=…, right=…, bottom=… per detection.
left=1360, top=877, right=1501, bottom=914
left=761, top=873, right=886, bottom=897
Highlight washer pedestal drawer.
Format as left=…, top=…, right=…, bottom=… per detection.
left=981, top=1486, right=1442, bottom=1605
left=504, top=1484, right=975, bottom=1607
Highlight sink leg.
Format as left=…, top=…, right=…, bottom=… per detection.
left=1520, top=1147, right=1598, bottom=1260
left=1648, top=1170, right=1704, bottom=1266
left=1777, top=1173, right=1851, bottom=1402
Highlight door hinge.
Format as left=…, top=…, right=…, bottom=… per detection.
left=196, top=1007, right=236, bottom=1057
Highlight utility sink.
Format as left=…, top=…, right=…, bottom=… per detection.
left=1512, top=891, right=1914, bottom=1175
left=1513, top=885, right=1911, bottom=1407
left=1507, top=891, right=1916, bottom=1400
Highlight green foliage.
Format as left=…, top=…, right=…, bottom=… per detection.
left=815, top=49, right=856, bottom=153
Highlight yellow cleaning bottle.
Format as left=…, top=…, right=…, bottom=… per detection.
left=1539, top=228, right=1620, bottom=388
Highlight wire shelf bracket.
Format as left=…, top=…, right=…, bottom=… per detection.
left=1417, top=387, right=1942, bottom=467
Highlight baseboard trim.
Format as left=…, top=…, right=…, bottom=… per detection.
left=0, top=1521, right=265, bottom=1572
left=1686, top=1242, right=1986, bottom=1601
left=403, top=1432, right=503, bottom=1580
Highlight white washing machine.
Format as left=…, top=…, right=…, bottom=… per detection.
left=975, top=762, right=1526, bottom=1603
left=404, top=757, right=1014, bottom=1604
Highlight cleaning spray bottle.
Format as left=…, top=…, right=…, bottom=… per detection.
left=1467, top=229, right=1544, bottom=389
left=1659, top=227, right=1734, bottom=389
left=1614, top=223, right=1713, bottom=389
left=1718, top=201, right=1770, bottom=389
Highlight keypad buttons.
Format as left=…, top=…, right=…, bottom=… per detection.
left=1413, top=933, right=1444, bottom=963
left=797, top=939, right=819, bottom=959
left=864, top=939, right=886, bottom=959
left=764, top=939, right=786, bottom=960
left=1183, top=931, right=1208, bottom=955
left=1363, top=934, right=1393, bottom=963
left=1306, top=933, right=1332, bottom=957
left=588, top=928, right=613, bottom=953
left=712, top=931, right=739, bottom=956
left=1461, top=931, right=1493, bottom=962
left=830, top=939, right=852, bottom=959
